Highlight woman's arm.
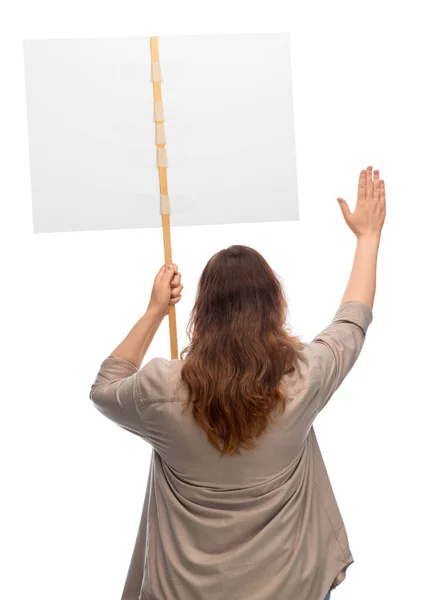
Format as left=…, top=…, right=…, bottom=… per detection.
left=307, top=165, right=386, bottom=412
left=341, top=234, right=380, bottom=308
left=89, top=265, right=183, bottom=435
left=110, top=264, right=183, bottom=369
left=110, top=307, right=165, bottom=369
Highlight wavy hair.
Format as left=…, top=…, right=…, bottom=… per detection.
left=179, top=245, right=304, bottom=457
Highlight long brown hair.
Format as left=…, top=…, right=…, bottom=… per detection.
left=180, top=245, right=304, bottom=457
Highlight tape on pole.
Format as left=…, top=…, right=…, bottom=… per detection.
left=160, top=194, right=171, bottom=215
left=154, top=101, right=164, bottom=122
left=157, top=147, right=168, bottom=168
left=156, top=123, right=166, bottom=145
left=151, top=61, right=162, bottom=82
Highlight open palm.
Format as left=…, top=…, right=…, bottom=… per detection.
left=337, top=166, right=386, bottom=237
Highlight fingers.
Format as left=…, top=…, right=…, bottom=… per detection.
left=373, top=169, right=386, bottom=207
left=373, top=169, right=380, bottom=200
left=158, top=263, right=178, bottom=279
left=365, top=166, right=373, bottom=202
left=164, top=263, right=178, bottom=273
left=170, top=271, right=181, bottom=288
left=170, top=283, right=183, bottom=299
left=357, top=169, right=366, bottom=204
left=359, top=165, right=384, bottom=206
left=156, top=263, right=177, bottom=283
left=169, top=284, right=183, bottom=305
left=169, top=265, right=183, bottom=303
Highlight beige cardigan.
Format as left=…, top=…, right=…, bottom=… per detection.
left=90, top=301, right=373, bottom=600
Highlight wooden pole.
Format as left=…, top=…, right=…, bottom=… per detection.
left=150, top=37, right=178, bottom=360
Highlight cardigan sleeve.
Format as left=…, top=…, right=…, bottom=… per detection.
left=308, top=301, right=373, bottom=412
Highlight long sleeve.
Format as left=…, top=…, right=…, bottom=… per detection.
left=309, top=301, right=373, bottom=412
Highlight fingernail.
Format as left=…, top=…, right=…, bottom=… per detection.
left=167, top=265, right=173, bottom=270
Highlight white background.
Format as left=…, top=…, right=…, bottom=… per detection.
left=1, top=1, right=428, bottom=599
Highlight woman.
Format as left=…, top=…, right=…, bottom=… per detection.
left=90, top=165, right=385, bottom=600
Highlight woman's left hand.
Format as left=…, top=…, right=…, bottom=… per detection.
left=148, top=264, right=183, bottom=317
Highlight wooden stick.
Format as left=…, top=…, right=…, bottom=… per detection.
left=150, top=36, right=179, bottom=360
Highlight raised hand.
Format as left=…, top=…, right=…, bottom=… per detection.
left=148, top=264, right=183, bottom=317
left=337, top=166, right=386, bottom=238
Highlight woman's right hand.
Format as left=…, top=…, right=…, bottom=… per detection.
left=337, top=166, right=386, bottom=238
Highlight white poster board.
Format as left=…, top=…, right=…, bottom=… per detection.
left=23, top=33, right=299, bottom=233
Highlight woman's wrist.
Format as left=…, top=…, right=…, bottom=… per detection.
left=356, top=232, right=381, bottom=247
left=146, top=304, right=167, bottom=321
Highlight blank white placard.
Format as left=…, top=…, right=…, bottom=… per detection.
left=23, top=33, right=299, bottom=233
